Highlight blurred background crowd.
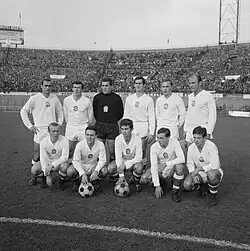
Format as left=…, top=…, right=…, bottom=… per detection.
left=0, top=43, right=250, bottom=94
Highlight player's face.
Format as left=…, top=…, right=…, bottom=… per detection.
left=134, top=79, right=144, bottom=92
left=41, top=81, right=52, bottom=95
left=101, top=81, right=112, bottom=94
left=85, top=129, right=96, bottom=144
left=193, top=133, right=205, bottom=148
left=121, top=125, right=132, bottom=139
left=161, top=81, right=172, bottom=96
left=188, top=76, right=199, bottom=93
left=49, top=125, right=60, bottom=140
left=72, top=84, right=83, bottom=95
left=157, top=133, right=169, bottom=148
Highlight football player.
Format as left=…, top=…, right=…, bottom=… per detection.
left=29, top=122, right=69, bottom=189
left=93, top=77, right=124, bottom=182
left=143, top=127, right=185, bottom=202
left=67, top=125, right=107, bottom=193
left=108, top=119, right=143, bottom=193
left=184, top=74, right=217, bottom=146
left=183, top=126, right=223, bottom=206
left=63, top=81, right=94, bottom=158
left=20, top=78, right=64, bottom=186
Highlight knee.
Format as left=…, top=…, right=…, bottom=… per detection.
left=99, top=165, right=108, bottom=178
left=59, top=163, right=69, bottom=173
left=207, top=171, right=221, bottom=186
left=183, top=175, right=193, bottom=191
left=107, top=161, right=117, bottom=174
left=67, top=164, right=77, bottom=178
left=175, top=164, right=185, bottom=175
left=133, top=163, right=143, bottom=174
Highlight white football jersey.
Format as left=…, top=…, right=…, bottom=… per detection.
left=63, top=94, right=93, bottom=127
left=187, top=140, right=223, bottom=175
left=150, top=139, right=185, bottom=186
left=156, top=94, right=185, bottom=129
left=40, top=135, right=69, bottom=172
left=115, top=133, right=142, bottom=169
left=123, top=93, right=155, bottom=135
left=20, top=93, right=64, bottom=129
left=72, top=139, right=106, bottom=176
left=184, top=90, right=216, bottom=134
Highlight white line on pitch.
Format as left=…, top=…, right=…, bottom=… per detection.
left=0, top=216, right=250, bottom=250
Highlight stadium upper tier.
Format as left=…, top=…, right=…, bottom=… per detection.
left=0, top=44, right=250, bottom=93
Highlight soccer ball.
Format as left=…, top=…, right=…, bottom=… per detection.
left=78, top=182, right=94, bottom=198
left=114, top=181, right=130, bottom=197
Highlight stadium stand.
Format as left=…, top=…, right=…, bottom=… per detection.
left=0, top=43, right=250, bottom=93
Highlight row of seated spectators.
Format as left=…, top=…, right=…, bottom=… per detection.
left=0, top=44, right=250, bottom=93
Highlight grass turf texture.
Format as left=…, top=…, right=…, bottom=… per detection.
left=0, top=112, right=250, bottom=250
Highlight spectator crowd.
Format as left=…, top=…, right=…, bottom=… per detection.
left=0, top=43, right=250, bottom=93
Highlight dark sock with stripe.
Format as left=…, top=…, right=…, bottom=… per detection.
left=132, top=171, right=141, bottom=185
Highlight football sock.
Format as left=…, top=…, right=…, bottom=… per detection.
left=59, top=170, right=67, bottom=180
left=208, top=183, right=219, bottom=195
left=172, top=173, right=184, bottom=190
left=109, top=173, right=119, bottom=182
left=132, top=171, right=141, bottom=185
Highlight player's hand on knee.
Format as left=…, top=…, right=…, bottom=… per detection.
left=155, top=186, right=163, bottom=199
left=90, top=170, right=98, bottom=182
left=81, top=174, right=88, bottom=184
left=30, top=126, right=39, bottom=134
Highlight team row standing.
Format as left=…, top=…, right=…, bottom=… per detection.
left=20, top=74, right=221, bottom=205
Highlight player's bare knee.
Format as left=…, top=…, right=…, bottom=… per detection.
left=175, top=164, right=185, bottom=175
left=67, top=164, right=76, bottom=178
left=133, top=163, right=143, bottom=174
left=107, top=161, right=117, bottom=174
left=207, top=171, right=220, bottom=186
left=183, top=176, right=193, bottom=191
left=59, top=163, right=68, bottom=173
left=100, top=165, right=108, bottom=178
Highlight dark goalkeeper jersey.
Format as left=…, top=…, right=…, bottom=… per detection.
left=93, top=92, right=124, bottom=124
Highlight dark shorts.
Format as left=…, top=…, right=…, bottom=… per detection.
left=95, top=121, right=119, bottom=140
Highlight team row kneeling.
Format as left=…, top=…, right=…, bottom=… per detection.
left=29, top=119, right=223, bottom=206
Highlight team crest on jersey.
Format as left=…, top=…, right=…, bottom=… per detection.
left=73, top=106, right=78, bottom=111
left=88, top=153, right=93, bottom=158
left=45, top=101, right=50, bottom=107
left=135, top=102, right=139, bottom=107
left=125, top=148, right=131, bottom=154
left=52, top=149, right=56, bottom=154
left=164, top=103, right=168, bottom=109
left=103, top=105, right=109, bottom=112
left=199, top=156, right=204, bottom=162
left=163, top=152, right=168, bottom=158
left=191, top=100, right=195, bottom=107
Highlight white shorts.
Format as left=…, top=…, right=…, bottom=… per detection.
left=34, top=127, right=48, bottom=144
left=65, top=124, right=88, bottom=142
left=156, top=126, right=179, bottom=139
left=133, top=122, right=149, bottom=138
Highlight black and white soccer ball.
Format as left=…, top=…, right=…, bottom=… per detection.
left=114, top=181, right=130, bottom=197
left=78, top=182, right=94, bottom=198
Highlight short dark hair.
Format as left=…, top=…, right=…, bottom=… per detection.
left=134, top=76, right=146, bottom=84
left=48, top=122, right=60, bottom=132
left=72, top=81, right=84, bottom=89
left=101, top=77, right=113, bottom=86
left=193, top=126, right=207, bottom=138
left=85, top=125, right=97, bottom=134
left=161, top=79, right=173, bottom=86
left=41, top=78, right=51, bottom=85
left=120, top=118, right=133, bottom=130
left=157, top=127, right=171, bottom=138
left=189, top=73, right=202, bottom=82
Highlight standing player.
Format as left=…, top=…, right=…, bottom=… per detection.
left=29, top=122, right=69, bottom=189
left=63, top=81, right=94, bottom=158
left=67, top=125, right=107, bottom=193
left=183, top=126, right=223, bottom=206
left=184, top=74, right=217, bottom=145
left=123, top=76, right=155, bottom=162
left=93, top=77, right=123, bottom=182
left=108, top=119, right=143, bottom=193
left=155, top=80, right=185, bottom=139
left=20, top=78, right=64, bottom=185
left=144, top=128, right=185, bottom=202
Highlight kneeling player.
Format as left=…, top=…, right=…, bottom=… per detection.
left=145, top=128, right=185, bottom=202
left=67, top=125, right=107, bottom=193
left=107, top=119, right=143, bottom=193
left=29, top=122, right=69, bottom=188
left=183, top=126, right=223, bottom=206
